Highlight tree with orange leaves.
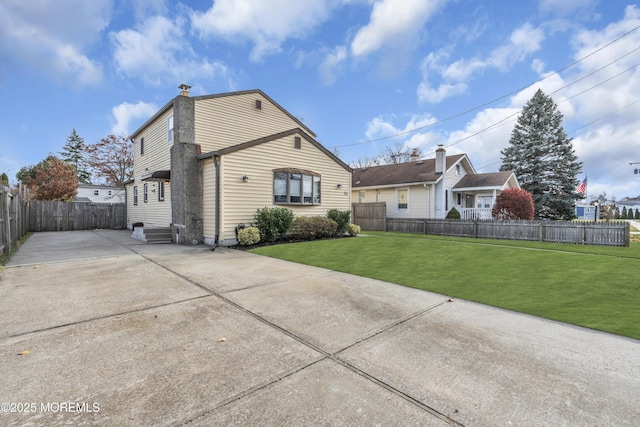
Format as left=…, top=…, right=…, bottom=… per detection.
left=84, top=134, right=134, bottom=185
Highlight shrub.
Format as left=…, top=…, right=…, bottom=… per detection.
left=289, top=216, right=337, bottom=241
left=492, top=188, right=535, bottom=220
left=326, top=209, right=351, bottom=236
left=237, top=227, right=261, bottom=246
left=446, top=207, right=461, bottom=219
left=254, top=207, right=294, bottom=243
left=347, top=223, right=361, bottom=236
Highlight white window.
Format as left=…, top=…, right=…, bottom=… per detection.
left=167, top=114, right=174, bottom=144
left=456, top=164, right=461, bottom=176
left=108, top=190, right=112, bottom=196
left=274, top=171, right=321, bottom=205
left=158, top=182, right=165, bottom=202
left=358, top=191, right=366, bottom=203
left=133, top=186, right=138, bottom=205
left=93, top=190, right=99, bottom=196
left=397, top=188, right=409, bottom=212
left=477, top=195, right=491, bottom=209
left=143, top=183, right=148, bottom=203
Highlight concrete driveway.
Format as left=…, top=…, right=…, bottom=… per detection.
left=0, top=230, right=638, bottom=426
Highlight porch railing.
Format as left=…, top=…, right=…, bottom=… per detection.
left=460, top=208, right=492, bottom=220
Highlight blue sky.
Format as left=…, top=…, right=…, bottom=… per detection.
left=1, top=0, right=640, bottom=200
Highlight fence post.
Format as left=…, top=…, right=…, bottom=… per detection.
left=537, top=221, right=542, bottom=242
left=4, top=188, right=10, bottom=254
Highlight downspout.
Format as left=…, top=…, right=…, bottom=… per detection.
left=213, top=154, right=220, bottom=251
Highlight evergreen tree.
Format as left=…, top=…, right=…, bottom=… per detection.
left=622, top=206, right=628, bottom=219
left=635, top=208, right=639, bottom=220
left=60, top=129, right=92, bottom=184
left=500, top=89, right=583, bottom=220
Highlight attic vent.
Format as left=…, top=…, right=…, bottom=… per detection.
left=256, top=99, right=262, bottom=110
left=294, top=136, right=301, bottom=149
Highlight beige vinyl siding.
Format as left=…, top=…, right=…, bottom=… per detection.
left=195, top=94, right=304, bottom=153
left=371, top=185, right=429, bottom=219
left=128, top=108, right=173, bottom=227
left=207, top=134, right=351, bottom=243
left=202, top=158, right=216, bottom=238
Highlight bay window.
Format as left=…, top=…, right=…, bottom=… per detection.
left=273, top=169, right=321, bottom=205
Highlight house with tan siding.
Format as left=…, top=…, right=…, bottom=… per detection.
left=352, top=145, right=519, bottom=220
left=126, top=86, right=352, bottom=246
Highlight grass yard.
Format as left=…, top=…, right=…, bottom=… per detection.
left=250, top=232, right=640, bottom=340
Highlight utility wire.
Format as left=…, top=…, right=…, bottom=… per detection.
left=329, top=24, right=640, bottom=149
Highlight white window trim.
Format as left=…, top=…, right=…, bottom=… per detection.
left=167, top=114, right=174, bottom=144
left=396, top=188, right=409, bottom=213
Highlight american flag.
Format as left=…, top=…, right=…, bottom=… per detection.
left=576, top=177, right=587, bottom=194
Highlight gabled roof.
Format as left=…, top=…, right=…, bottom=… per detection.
left=198, top=128, right=352, bottom=173
left=352, top=154, right=466, bottom=188
left=131, top=89, right=315, bottom=139
left=453, top=171, right=518, bottom=190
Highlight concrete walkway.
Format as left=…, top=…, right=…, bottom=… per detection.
left=0, top=230, right=638, bottom=426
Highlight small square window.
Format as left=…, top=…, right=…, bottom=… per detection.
left=93, top=190, right=99, bottom=196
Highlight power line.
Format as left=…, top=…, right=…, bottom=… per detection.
left=329, top=23, right=640, bottom=150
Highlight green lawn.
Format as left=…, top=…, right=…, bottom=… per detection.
left=250, top=232, right=640, bottom=340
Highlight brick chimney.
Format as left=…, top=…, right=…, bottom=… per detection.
left=178, top=83, right=191, bottom=96
left=435, top=144, right=446, bottom=174
left=410, top=148, right=419, bottom=162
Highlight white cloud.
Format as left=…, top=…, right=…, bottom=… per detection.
left=350, top=0, right=444, bottom=58
left=111, top=15, right=230, bottom=86
left=190, top=0, right=336, bottom=62
left=0, top=0, right=110, bottom=85
left=319, top=46, right=348, bottom=86
left=418, top=23, right=545, bottom=103
left=417, top=81, right=467, bottom=103
left=111, top=101, right=158, bottom=135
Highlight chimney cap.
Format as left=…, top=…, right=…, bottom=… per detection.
left=178, top=83, right=191, bottom=96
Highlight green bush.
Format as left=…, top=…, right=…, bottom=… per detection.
left=347, top=223, right=361, bottom=236
left=289, top=216, right=338, bottom=241
left=446, top=207, right=461, bottom=219
left=237, top=227, right=261, bottom=245
left=254, top=207, right=294, bottom=243
left=326, top=209, right=350, bottom=236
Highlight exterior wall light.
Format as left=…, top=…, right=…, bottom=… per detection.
left=336, top=184, right=342, bottom=189
left=242, top=175, right=249, bottom=182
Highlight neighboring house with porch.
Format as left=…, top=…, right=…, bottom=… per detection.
left=351, top=145, right=519, bottom=220
left=125, top=86, right=352, bottom=246
left=75, top=184, right=125, bottom=203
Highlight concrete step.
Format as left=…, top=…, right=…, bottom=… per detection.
left=142, top=227, right=172, bottom=244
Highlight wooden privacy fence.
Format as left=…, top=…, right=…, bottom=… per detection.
left=385, top=218, right=630, bottom=247
left=0, top=184, right=29, bottom=256
left=29, top=201, right=127, bottom=232
left=352, top=202, right=386, bottom=231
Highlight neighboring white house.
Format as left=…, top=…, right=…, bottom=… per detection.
left=75, top=184, right=125, bottom=203
left=352, top=145, right=520, bottom=220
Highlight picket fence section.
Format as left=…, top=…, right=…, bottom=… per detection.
left=384, top=218, right=630, bottom=247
